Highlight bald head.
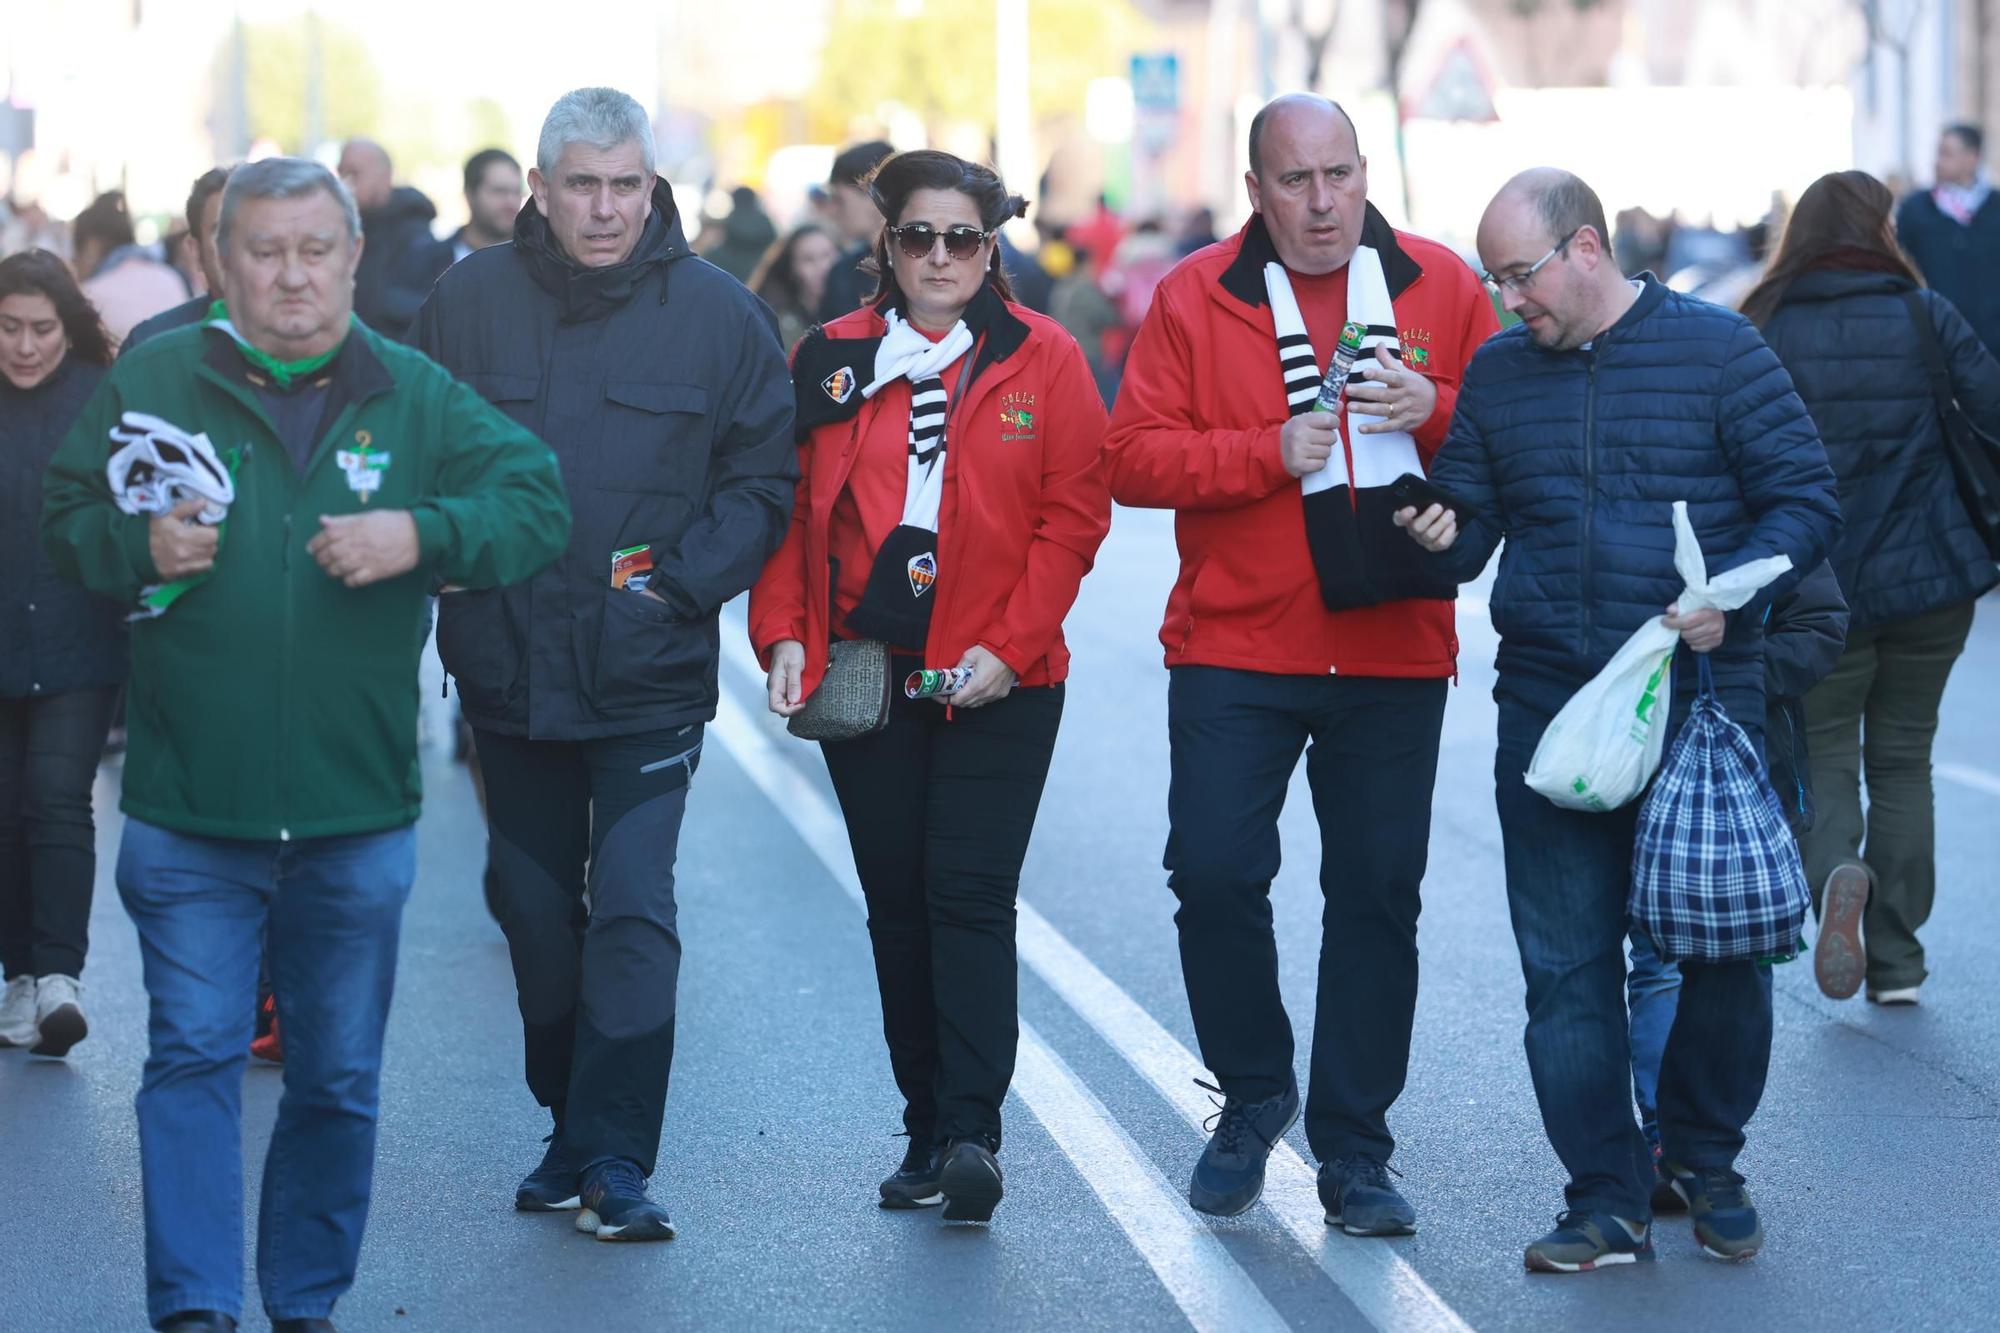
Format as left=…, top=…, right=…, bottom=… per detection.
left=1477, top=169, right=1630, bottom=350
left=1248, top=95, right=1360, bottom=179
left=1244, top=94, right=1370, bottom=275
left=337, top=138, right=394, bottom=212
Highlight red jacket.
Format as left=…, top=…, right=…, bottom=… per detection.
left=1104, top=209, right=1498, bottom=678
left=750, top=299, right=1111, bottom=698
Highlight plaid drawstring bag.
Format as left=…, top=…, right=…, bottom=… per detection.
left=1630, top=656, right=1809, bottom=963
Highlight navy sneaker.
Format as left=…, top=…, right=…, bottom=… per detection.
left=1187, top=1077, right=1300, bottom=1217
left=880, top=1137, right=944, bottom=1210
left=938, top=1138, right=1005, bottom=1222
left=515, top=1133, right=580, bottom=1212
left=575, top=1159, right=676, bottom=1242
left=1318, top=1155, right=1416, bottom=1236
left=1523, top=1210, right=1654, bottom=1273
left=1663, top=1162, right=1763, bottom=1260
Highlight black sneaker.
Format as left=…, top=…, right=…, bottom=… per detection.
left=575, top=1158, right=676, bottom=1242
left=515, top=1132, right=580, bottom=1212
left=1662, top=1162, right=1763, bottom=1260
left=160, top=1314, right=237, bottom=1332
left=1187, top=1077, right=1299, bottom=1217
left=938, top=1139, right=1005, bottom=1222
left=1523, top=1209, right=1654, bottom=1273
left=880, top=1137, right=944, bottom=1210
left=1318, top=1155, right=1416, bottom=1236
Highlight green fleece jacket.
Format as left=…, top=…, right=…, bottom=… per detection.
left=41, top=321, right=569, bottom=840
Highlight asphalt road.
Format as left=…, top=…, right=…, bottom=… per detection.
left=4, top=505, right=1997, bottom=1331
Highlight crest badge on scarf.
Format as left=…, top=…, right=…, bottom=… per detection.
left=335, top=435, right=391, bottom=503
left=906, top=551, right=938, bottom=598
left=822, top=366, right=856, bottom=403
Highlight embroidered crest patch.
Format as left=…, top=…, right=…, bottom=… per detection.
left=999, top=390, right=1038, bottom=442
left=906, top=551, right=937, bottom=598
left=335, top=437, right=391, bottom=502
left=822, top=367, right=856, bottom=403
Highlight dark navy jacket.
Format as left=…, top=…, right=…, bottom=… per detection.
left=416, top=180, right=795, bottom=741
left=1897, top=189, right=2000, bottom=358
left=1428, top=277, right=1841, bottom=729
left=1758, top=270, right=2000, bottom=629
left=1, top=357, right=126, bottom=698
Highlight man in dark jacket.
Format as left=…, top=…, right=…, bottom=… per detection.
left=1399, top=168, right=1839, bottom=1272
left=338, top=138, right=452, bottom=341
left=416, top=86, right=795, bottom=1244
left=1896, top=124, right=2000, bottom=357
left=123, top=167, right=231, bottom=354
left=815, top=139, right=893, bottom=323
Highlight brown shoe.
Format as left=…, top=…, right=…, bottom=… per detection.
left=1813, top=863, right=1870, bottom=1000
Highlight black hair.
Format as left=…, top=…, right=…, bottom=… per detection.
left=1246, top=95, right=1359, bottom=178
left=463, top=147, right=521, bottom=198
left=830, top=139, right=894, bottom=188
left=72, top=191, right=136, bottom=261
left=0, top=249, right=114, bottom=366
left=186, top=167, right=232, bottom=237
left=1943, top=122, right=1984, bottom=156
left=862, top=149, right=1028, bottom=309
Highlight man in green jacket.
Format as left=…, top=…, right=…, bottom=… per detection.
left=41, top=157, right=569, bottom=1333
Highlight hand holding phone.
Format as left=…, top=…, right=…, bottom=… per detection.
left=1388, top=473, right=1478, bottom=527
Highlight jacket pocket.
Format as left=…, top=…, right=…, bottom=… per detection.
left=592, top=587, right=714, bottom=715
left=462, top=372, right=542, bottom=429
left=436, top=587, right=523, bottom=719
left=596, top=380, right=712, bottom=494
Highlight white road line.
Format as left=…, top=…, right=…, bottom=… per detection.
left=1938, top=762, right=2000, bottom=800
left=707, top=690, right=1289, bottom=1333
left=716, top=619, right=1472, bottom=1332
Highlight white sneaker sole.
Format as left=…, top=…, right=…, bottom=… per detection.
left=1525, top=1249, right=1643, bottom=1274
left=575, top=1206, right=677, bottom=1242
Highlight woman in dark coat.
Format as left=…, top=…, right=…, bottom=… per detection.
left=1742, top=171, right=2000, bottom=1007
left=0, top=249, right=123, bottom=1056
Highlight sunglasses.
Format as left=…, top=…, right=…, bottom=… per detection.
left=887, top=222, right=992, bottom=261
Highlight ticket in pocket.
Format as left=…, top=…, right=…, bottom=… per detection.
left=611, top=544, right=654, bottom=591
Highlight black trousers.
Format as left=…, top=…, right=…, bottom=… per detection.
left=1165, top=667, right=1446, bottom=1164
left=0, top=685, right=120, bottom=980
left=474, top=724, right=701, bottom=1177
left=820, top=673, right=1064, bottom=1152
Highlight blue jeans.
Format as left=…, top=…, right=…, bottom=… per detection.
left=1624, top=930, right=1680, bottom=1148
left=116, top=817, right=415, bottom=1329
left=1495, top=697, right=1773, bottom=1220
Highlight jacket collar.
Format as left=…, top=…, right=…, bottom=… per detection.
left=1217, top=204, right=1423, bottom=311
left=197, top=320, right=396, bottom=456
left=512, top=178, right=690, bottom=323
left=790, top=284, right=1032, bottom=444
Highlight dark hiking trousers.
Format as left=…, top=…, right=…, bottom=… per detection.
left=474, top=724, right=702, bottom=1176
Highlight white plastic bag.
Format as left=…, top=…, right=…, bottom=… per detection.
left=1524, top=501, right=1793, bottom=812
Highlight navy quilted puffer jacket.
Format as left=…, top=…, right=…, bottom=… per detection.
left=1428, top=276, right=1841, bottom=727
left=1758, top=270, right=2000, bottom=629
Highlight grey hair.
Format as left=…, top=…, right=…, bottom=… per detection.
left=217, top=157, right=361, bottom=252
left=537, top=87, right=655, bottom=178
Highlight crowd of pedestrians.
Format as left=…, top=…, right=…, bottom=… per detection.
left=0, top=79, right=1995, bottom=1331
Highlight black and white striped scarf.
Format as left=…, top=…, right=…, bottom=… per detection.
left=1264, top=245, right=1453, bottom=611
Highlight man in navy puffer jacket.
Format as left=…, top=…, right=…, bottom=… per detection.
left=1399, top=169, right=1840, bottom=1273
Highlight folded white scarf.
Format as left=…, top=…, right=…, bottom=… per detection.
left=862, top=310, right=974, bottom=533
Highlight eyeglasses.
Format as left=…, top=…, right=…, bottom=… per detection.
left=1481, top=227, right=1582, bottom=294
left=888, top=222, right=992, bottom=261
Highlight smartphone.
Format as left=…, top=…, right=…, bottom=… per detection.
left=1388, top=473, right=1479, bottom=526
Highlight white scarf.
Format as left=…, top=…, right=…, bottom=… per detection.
left=1262, top=246, right=1424, bottom=494
left=861, top=310, right=974, bottom=533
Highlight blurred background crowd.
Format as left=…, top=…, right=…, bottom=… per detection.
left=3, top=0, right=1995, bottom=401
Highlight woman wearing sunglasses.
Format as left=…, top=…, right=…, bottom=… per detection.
left=750, top=150, right=1111, bottom=1222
